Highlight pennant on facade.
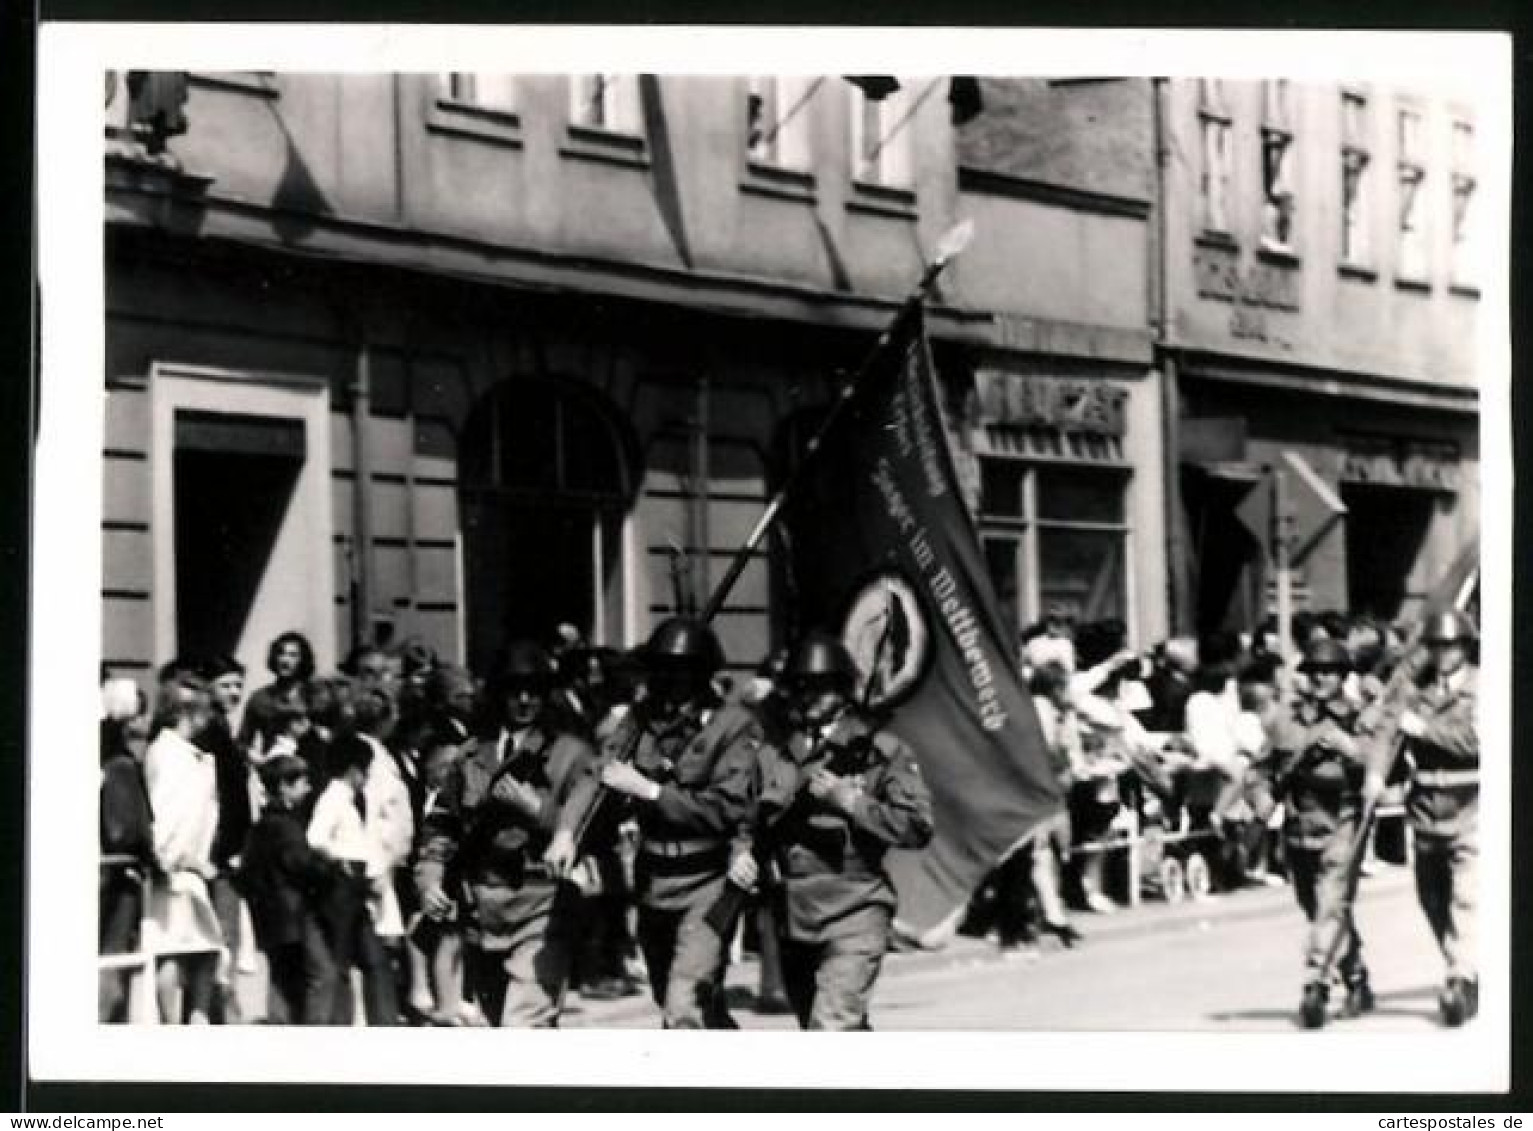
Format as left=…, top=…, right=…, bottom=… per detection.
left=844, top=75, right=902, bottom=101
left=781, top=309, right=1062, bottom=940
left=948, top=76, right=984, bottom=125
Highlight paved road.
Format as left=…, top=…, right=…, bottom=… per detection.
left=562, top=866, right=1449, bottom=1031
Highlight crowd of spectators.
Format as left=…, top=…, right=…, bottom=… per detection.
left=98, top=630, right=644, bottom=1025
left=962, top=607, right=1419, bottom=950
left=98, top=606, right=1421, bottom=1022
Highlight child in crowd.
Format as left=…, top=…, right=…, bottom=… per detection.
left=236, top=752, right=342, bottom=1024
left=307, top=731, right=399, bottom=1025
left=404, top=729, right=475, bottom=1024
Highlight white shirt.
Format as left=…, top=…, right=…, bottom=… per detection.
left=361, top=734, right=414, bottom=872
left=143, top=728, right=218, bottom=874
left=308, top=779, right=372, bottom=865
left=1185, top=680, right=1262, bottom=773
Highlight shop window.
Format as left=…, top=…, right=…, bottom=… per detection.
left=1198, top=80, right=1232, bottom=235
left=571, top=74, right=643, bottom=135
left=746, top=75, right=817, bottom=170
left=849, top=81, right=913, bottom=188
left=1449, top=119, right=1477, bottom=289
left=1340, top=91, right=1372, bottom=268
left=978, top=459, right=1130, bottom=633
left=1260, top=79, right=1296, bottom=253
left=1396, top=106, right=1429, bottom=283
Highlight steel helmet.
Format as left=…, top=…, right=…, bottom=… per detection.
left=496, top=639, right=558, bottom=689
left=645, top=616, right=725, bottom=676
left=1422, top=610, right=1476, bottom=645
left=785, top=631, right=858, bottom=693
left=1298, top=637, right=1351, bottom=673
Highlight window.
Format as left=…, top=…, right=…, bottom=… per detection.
left=978, top=460, right=1130, bottom=633
left=571, top=74, right=642, bottom=135
left=1397, top=106, right=1429, bottom=282
left=1340, top=91, right=1371, bottom=266
left=849, top=82, right=913, bottom=188
left=439, top=73, right=518, bottom=112
left=1198, top=80, right=1233, bottom=234
left=746, top=75, right=817, bottom=170
left=1260, top=79, right=1296, bottom=252
left=1450, top=119, right=1477, bottom=288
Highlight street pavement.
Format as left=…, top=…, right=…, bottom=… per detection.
left=560, top=865, right=1447, bottom=1031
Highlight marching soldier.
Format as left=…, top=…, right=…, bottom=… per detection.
left=549, top=616, right=760, bottom=1029
left=729, top=632, right=933, bottom=1031
left=1364, top=609, right=1480, bottom=1026
left=414, top=640, right=596, bottom=1027
left=1255, top=637, right=1374, bottom=1029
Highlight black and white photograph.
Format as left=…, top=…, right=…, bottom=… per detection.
left=31, top=24, right=1512, bottom=1093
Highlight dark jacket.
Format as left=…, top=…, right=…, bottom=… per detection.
left=1396, top=664, right=1479, bottom=837
left=101, top=751, right=156, bottom=867
left=1257, top=695, right=1368, bottom=850
left=415, top=720, right=596, bottom=894
left=235, top=802, right=340, bottom=951
left=762, top=712, right=934, bottom=942
left=204, top=715, right=253, bottom=868
left=563, top=702, right=762, bottom=913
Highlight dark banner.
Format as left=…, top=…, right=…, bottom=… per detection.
left=783, top=309, right=1063, bottom=939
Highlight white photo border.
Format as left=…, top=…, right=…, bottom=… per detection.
left=34, top=23, right=1514, bottom=1092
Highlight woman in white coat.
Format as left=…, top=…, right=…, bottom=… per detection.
left=143, top=675, right=224, bottom=1023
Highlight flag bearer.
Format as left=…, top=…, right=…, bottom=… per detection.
left=730, top=632, right=933, bottom=1030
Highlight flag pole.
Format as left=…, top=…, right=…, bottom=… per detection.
left=699, top=220, right=976, bottom=623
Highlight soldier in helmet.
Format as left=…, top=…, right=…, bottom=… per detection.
left=549, top=616, right=761, bottom=1029
left=1254, top=636, right=1375, bottom=1028
left=413, top=639, right=596, bottom=1027
left=1364, top=609, right=1480, bottom=1026
left=729, top=631, right=933, bottom=1030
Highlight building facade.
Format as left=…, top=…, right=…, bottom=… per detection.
left=103, top=71, right=1010, bottom=681
left=101, top=70, right=1480, bottom=685
left=952, top=78, right=1165, bottom=646
left=1163, top=77, right=1481, bottom=632
left=973, top=76, right=1482, bottom=636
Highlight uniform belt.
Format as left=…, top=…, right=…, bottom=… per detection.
left=640, top=837, right=724, bottom=859
left=638, top=842, right=728, bottom=878
left=1414, top=768, right=1479, bottom=789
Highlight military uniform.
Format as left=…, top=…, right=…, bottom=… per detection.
left=1392, top=661, right=1480, bottom=1002
left=415, top=722, right=596, bottom=1027
left=1261, top=683, right=1373, bottom=1016
left=567, top=701, right=761, bottom=1028
left=761, top=712, right=933, bottom=1030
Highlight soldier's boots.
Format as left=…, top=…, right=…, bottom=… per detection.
left=1300, top=982, right=1329, bottom=1029
left=1342, top=974, right=1376, bottom=1019
left=1439, top=978, right=1470, bottom=1027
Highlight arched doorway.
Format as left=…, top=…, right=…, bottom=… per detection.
left=457, top=376, right=636, bottom=675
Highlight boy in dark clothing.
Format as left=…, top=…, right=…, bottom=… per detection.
left=236, top=752, right=343, bottom=1024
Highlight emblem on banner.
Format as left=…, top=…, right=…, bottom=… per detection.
left=841, top=571, right=931, bottom=710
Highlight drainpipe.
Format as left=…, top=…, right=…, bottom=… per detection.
left=350, top=332, right=376, bottom=650
left=1151, top=76, right=1190, bottom=636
